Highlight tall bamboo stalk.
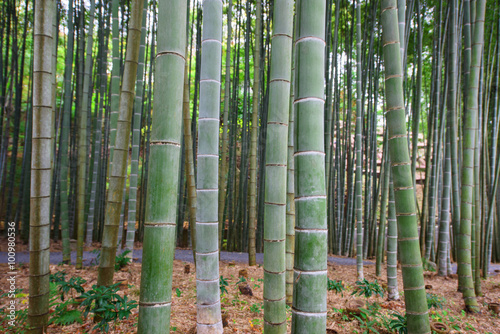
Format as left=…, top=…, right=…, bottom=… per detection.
left=355, top=0, right=364, bottom=280
left=286, top=22, right=296, bottom=307
left=29, top=0, right=55, bottom=331
left=291, top=0, right=328, bottom=331
left=195, top=0, right=224, bottom=332
left=76, top=0, right=95, bottom=269
left=263, top=0, right=293, bottom=330
left=380, top=0, right=430, bottom=331
left=125, top=0, right=148, bottom=257
left=458, top=0, right=486, bottom=312
left=60, top=0, right=74, bottom=264
left=387, top=176, right=399, bottom=300
left=98, top=0, right=145, bottom=287
left=137, top=0, right=186, bottom=331
left=218, top=0, right=232, bottom=248
left=248, top=0, right=262, bottom=266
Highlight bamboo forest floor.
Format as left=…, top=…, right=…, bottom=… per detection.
left=1, top=242, right=500, bottom=333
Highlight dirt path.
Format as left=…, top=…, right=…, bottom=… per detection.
left=2, top=248, right=500, bottom=275
left=0, top=248, right=375, bottom=267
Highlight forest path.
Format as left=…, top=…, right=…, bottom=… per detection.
left=0, top=248, right=374, bottom=267
left=1, top=249, right=499, bottom=275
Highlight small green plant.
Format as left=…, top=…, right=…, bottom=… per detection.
left=220, top=276, right=229, bottom=295
left=47, top=282, right=83, bottom=326
left=236, top=276, right=247, bottom=285
left=80, top=283, right=138, bottom=333
left=251, top=318, right=263, bottom=327
left=114, top=249, right=132, bottom=271
left=50, top=301, right=83, bottom=326
left=351, top=279, right=384, bottom=298
left=333, top=307, right=350, bottom=322
left=352, top=308, right=380, bottom=334
left=426, top=293, right=445, bottom=309
left=430, top=309, right=461, bottom=332
left=50, top=271, right=67, bottom=284
left=57, top=276, right=87, bottom=301
left=175, top=288, right=182, bottom=297
left=327, top=278, right=345, bottom=296
left=388, top=312, right=407, bottom=334
left=249, top=303, right=262, bottom=314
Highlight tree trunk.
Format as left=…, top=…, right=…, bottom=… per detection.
left=291, top=0, right=328, bottom=332
left=97, top=0, right=145, bottom=287
left=137, top=0, right=186, bottom=332
left=29, top=0, right=55, bottom=331
left=263, top=0, right=293, bottom=331
left=380, top=0, right=431, bottom=331
left=195, top=0, right=224, bottom=332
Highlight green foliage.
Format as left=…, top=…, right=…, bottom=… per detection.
left=388, top=312, right=407, bottom=334
left=426, top=293, right=445, bottom=309
left=236, top=276, right=247, bottom=285
left=49, top=271, right=87, bottom=301
left=249, top=303, right=262, bottom=314
left=352, top=308, right=381, bottom=334
left=430, top=309, right=462, bottom=332
left=175, top=288, right=182, bottom=297
left=220, top=276, right=229, bottom=295
left=57, top=276, right=87, bottom=301
left=80, top=283, right=138, bottom=333
left=47, top=281, right=83, bottom=326
left=114, top=249, right=132, bottom=271
left=327, top=278, right=345, bottom=296
left=50, top=304, right=82, bottom=326
left=50, top=270, right=67, bottom=284
left=333, top=307, right=350, bottom=322
left=351, top=279, right=384, bottom=298
left=0, top=307, right=28, bottom=333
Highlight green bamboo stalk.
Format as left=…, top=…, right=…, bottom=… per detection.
left=473, top=118, right=481, bottom=295
left=380, top=0, right=431, bottom=331
left=137, top=0, right=186, bottom=331
left=60, top=0, right=74, bottom=264
left=195, top=0, right=223, bottom=331
left=484, top=140, right=500, bottom=276
left=263, top=0, right=293, bottom=331
left=108, top=0, right=120, bottom=171
left=457, top=0, right=486, bottom=313
left=248, top=0, right=262, bottom=266
left=484, top=11, right=500, bottom=276
left=397, top=0, right=405, bottom=70
left=183, top=40, right=197, bottom=263
left=376, top=146, right=389, bottom=277
left=387, top=176, right=399, bottom=300
left=411, top=1, right=422, bottom=192
left=291, top=0, right=327, bottom=332
left=355, top=0, right=364, bottom=280
left=97, top=0, right=145, bottom=287
left=218, top=0, right=232, bottom=248
left=125, top=0, right=149, bottom=257
left=286, top=22, right=296, bottom=307
left=29, top=0, right=55, bottom=331
left=448, top=0, right=461, bottom=263
left=425, top=0, right=443, bottom=262
left=76, top=0, right=95, bottom=269
left=438, top=131, right=452, bottom=276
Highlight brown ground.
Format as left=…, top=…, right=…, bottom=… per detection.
left=1, top=254, right=500, bottom=334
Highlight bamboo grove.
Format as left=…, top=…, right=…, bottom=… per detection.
left=0, top=0, right=499, bottom=332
